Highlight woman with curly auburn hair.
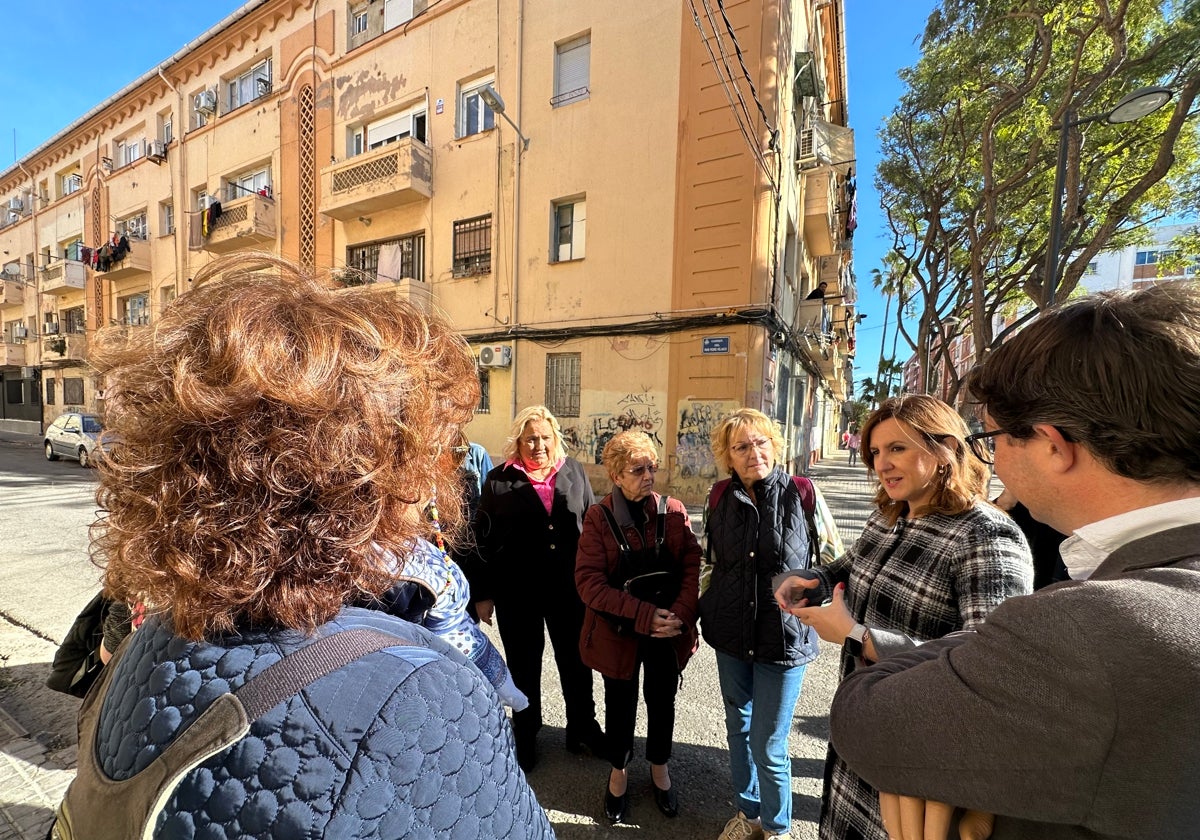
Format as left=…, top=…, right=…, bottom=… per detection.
left=774, top=395, right=1031, bottom=840
left=72, top=253, right=553, bottom=839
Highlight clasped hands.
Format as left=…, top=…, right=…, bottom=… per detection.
left=650, top=608, right=682, bottom=638
left=878, top=793, right=994, bottom=840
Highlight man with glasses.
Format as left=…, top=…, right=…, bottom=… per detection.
left=826, top=281, right=1200, bottom=840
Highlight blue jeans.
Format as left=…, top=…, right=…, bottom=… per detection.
left=714, top=651, right=808, bottom=835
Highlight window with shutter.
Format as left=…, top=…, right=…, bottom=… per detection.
left=553, top=34, right=590, bottom=106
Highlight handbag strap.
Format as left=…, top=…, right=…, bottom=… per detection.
left=235, top=628, right=410, bottom=720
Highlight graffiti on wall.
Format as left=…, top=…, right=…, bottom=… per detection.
left=673, top=399, right=740, bottom=502
left=561, top=391, right=666, bottom=464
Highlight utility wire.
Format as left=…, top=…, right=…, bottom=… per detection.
left=687, top=0, right=778, bottom=192
left=715, top=0, right=776, bottom=146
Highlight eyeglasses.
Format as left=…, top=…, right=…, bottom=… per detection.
left=965, top=429, right=1006, bottom=465
left=730, top=438, right=772, bottom=456
left=625, top=464, right=659, bottom=477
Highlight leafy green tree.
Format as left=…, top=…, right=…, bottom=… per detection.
left=879, top=0, right=1200, bottom=403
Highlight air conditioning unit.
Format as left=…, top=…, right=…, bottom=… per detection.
left=7, top=211, right=19, bottom=224
left=7, top=196, right=23, bottom=212
left=194, top=89, right=218, bottom=115
left=13, top=323, right=27, bottom=338
left=146, top=140, right=167, bottom=162
left=796, top=128, right=817, bottom=169
left=479, top=345, right=512, bottom=368
left=43, top=322, right=60, bottom=335
left=20, top=366, right=38, bottom=379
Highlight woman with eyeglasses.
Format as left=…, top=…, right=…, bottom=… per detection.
left=701, top=408, right=825, bottom=840
left=774, top=395, right=1032, bottom=840
left=575, top=431, right=702, bottom=823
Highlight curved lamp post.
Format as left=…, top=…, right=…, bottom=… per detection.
left=1044, top=85, right=1173, bottom=306
left=479, top=84, right=530, bottom=151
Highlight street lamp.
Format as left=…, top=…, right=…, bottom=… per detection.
left=1044, top=85, right=1173, bottom=306
left=479, top=84, right=530, bottom=151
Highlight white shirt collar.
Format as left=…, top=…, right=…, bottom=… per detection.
left=1060, top=497, right=1200, bottom=580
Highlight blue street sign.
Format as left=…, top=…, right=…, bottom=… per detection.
left=702, top=336, right=730, bottom=354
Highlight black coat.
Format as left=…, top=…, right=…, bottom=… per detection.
left=470, top=458, right=596, bottom=604
left=699, top=466, right=820, bottom=666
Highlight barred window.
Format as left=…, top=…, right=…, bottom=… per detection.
left=477, top=368, right=490, bottom=414
left=453, top=215, right=492, bottom=277
left=545, top=353, right=580, bottom=417
left=45, top=378, right=55, bottom=406
left=63, top=377, right=84, bottom=405
left=347, top=231, right=425, bottom=281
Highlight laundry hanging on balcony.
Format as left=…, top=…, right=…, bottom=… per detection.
left=844, top=174, right=858, bottom=241
left=201, top=201, right=223, bottom=237
left=85, top=234, right=131, bottom=271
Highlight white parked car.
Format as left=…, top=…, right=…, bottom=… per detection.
left=44, top=412, right=107, bottom=467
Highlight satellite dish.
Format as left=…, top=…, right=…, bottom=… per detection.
left=2, top=262, right=20, bottom=277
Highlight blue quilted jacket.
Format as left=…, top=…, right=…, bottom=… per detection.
left=95, top=607, right=555, bottom=839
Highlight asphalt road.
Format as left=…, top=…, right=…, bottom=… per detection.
left=0, top=437, right=875, bottom=839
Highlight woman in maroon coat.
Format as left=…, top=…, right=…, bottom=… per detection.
left=576, top=431, right=702, bottom=825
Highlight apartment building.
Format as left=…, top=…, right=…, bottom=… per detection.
left=0, top=0, right=856, bottom=501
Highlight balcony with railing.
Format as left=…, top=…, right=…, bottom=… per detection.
left=43, top=332, right=88, bottom=361
left=41, top=260, right=87, bottom=295
left=0, top=279, right=23, bottom=307
left=97, top=242, right=152, bottom=281
left=202, top=194, right=277, bottom=253
left=319, top=138, right=433, bottom=221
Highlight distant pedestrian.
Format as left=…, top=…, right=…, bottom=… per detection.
left=847, top=428, right=861, bottom=467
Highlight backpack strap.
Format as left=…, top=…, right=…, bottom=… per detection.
left=790, top=475, right=821, bottom=567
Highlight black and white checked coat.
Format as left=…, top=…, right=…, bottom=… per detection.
left=815, top=501, right=1033, bottom=840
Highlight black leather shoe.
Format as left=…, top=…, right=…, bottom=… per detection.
left=565, top=722, right=607, bottom=757
left=603, top=788, right=630, bottom=824
left=652, top=782, right=679, bottom=818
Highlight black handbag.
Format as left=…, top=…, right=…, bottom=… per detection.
left=596, top=496, right=681, bottom=635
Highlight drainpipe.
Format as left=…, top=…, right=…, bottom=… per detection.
left=16, top=160, right=42, bottom=427
left=508, top=0, right=525, bottom=421
left=158, top=67, right=187, bottom=306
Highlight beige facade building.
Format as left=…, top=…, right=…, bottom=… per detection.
left=0, top=0, right=856, bottom=502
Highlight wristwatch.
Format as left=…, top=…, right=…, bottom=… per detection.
left=844, top=623, right=869, bottom=658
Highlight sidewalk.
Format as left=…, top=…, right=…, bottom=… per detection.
left=0, top=708, right=73, bottom=839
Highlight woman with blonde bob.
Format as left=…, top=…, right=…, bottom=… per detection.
left=74, top=254, right=552, bottom=839
left=701, top=408, right=822, bottom=840
left=575, top=431, right=701, bottom=823
left=774, top=395, right=1032, bottom=840
left=472, top=404, right=604, bottom=771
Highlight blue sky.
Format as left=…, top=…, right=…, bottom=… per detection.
left=1, top=1, right=932, bottom=390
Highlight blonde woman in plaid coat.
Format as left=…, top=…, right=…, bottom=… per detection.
left=775, top=395, right=1032, bottom=840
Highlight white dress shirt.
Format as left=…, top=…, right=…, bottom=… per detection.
left=1060, top=497, right=1200, bottom=580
